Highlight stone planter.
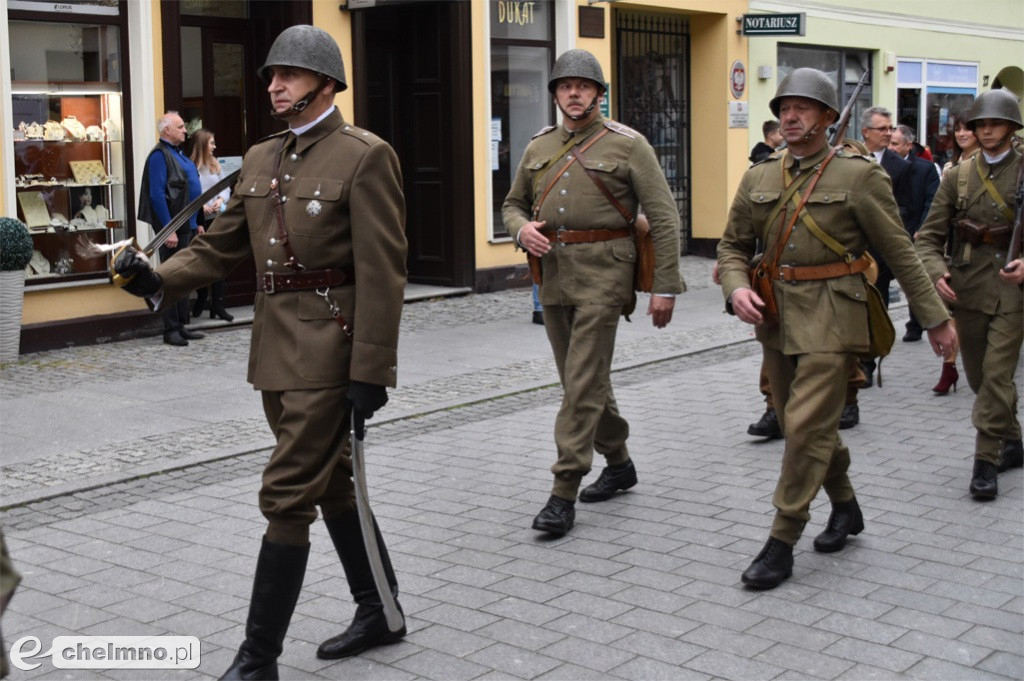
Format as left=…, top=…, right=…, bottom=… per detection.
left=0, top=270, right=26, bottom=362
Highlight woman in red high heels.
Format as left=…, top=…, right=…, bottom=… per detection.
left=928, top=110, right=979, bottom=395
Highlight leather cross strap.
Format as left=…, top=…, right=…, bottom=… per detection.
left=775, top=255, right=871, bottom=282
left=571, top=141, right=634, bottom=227
left=532, top=128, right=610, bottom=220
left=539, top=227, right=630, bottom=244
left=264, top=133, right=354, bottom=336
left=258, top=267, right=355, bottom=294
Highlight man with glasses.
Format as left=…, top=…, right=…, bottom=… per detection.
left=858, top=106, right=914, bottom=387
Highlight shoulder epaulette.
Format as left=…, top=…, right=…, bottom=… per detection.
left=339, top=123, right=382, bottom=146
left=253, top=129, right=290, bottom=146
left=752, top=150, right=783, bottom=167
left=532, top=125, right=556, bottom=139
left=604, top=120, right=639, bottom=139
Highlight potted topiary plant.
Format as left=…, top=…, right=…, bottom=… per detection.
left=0, top=217, right=34, bottom=362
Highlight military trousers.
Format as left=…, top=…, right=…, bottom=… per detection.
left=956, top=302, right=1023, bottom=464
left=763, top=348, right=856, bottom=546
left=543, top=304, right=630, bottom=500
left=759, top=356, right=864, bottom=409
left=259, top=387, right=357, bottom=545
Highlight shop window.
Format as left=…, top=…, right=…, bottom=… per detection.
left=489, top=0, right=555, bottom=240
left=8, top=7, right=132, bottom=285
left=896, top=59, right=977, bottom=167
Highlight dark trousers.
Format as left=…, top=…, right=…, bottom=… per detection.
left=158, top=230, right=191, bottom=333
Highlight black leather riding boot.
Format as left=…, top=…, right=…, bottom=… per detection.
left=220, top=537, right=309, bottom=681
left=317, top=512, right=406, bottom=660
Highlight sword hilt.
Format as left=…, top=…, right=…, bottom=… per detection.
left=108, top=237, right=141, bottom=288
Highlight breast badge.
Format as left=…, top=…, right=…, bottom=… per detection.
left=306, top=199, right=322, bottom=217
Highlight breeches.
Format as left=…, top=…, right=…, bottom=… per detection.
left=763, top=348, right=855, bottom=545
left=543, top=304, right=629, bottom=499
left=956, top=303, right=1023, bottom=463
left=259, top=387, right=357, bottom=545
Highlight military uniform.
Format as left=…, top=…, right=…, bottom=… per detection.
left=718, top=143, right=950, bottom=545
left=503, top=113, right=683, bottom=500
left=915, top=147, right=1023, bottom=467
left=156, top=107, right=407, bottom=539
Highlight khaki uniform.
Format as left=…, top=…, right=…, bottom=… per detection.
left=915, top=149, right=1023, bottom=465
left=502, top=114, right=683, bottom=499
left=718, top=143, right=949, bottom=545
left=156, top=109, right=407, bottom=543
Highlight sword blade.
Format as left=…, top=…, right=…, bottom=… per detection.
left=141, top=169, right=241, bottom=256
left=350, top=409, right=405, bottom=633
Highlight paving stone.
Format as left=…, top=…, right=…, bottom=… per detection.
left=538, top=636, right=635, bottom=673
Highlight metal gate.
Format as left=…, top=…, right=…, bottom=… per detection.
left=615, top=12, right=690, bottom=253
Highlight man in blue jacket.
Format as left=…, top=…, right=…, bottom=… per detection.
left=137, top=111, right=204, bottom=346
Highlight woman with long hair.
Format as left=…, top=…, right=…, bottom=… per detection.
left=928, top=109, right=980, bottom=396
left=189, top=128, right=234, bottom=322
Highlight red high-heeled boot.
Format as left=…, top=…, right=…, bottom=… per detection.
left=932, top=362, right=959, bottom=395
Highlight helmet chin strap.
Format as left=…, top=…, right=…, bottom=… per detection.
left=802, top=111, right=834, bottom=143
left=559, top=94, right=602, bottom=122
left=271, top=75, right=330, bottom=120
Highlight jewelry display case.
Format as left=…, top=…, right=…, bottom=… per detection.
left=8, top=18, right=130, bottom=283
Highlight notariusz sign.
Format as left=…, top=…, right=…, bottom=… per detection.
left=741, top=13, right=806, bottom=37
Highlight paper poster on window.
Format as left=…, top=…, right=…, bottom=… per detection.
left=491, top=117, right=502, bottom=142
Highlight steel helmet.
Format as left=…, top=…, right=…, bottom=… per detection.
left=966, top=88, right=1023, bottom=131
left=770, top=68, right=839, bottom=118
left=548, top=49, right=606, bottom=94
left=258, top=25, right=347, bottom=92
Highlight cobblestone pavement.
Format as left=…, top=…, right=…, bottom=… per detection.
left=3, top=254, right=1023, bottom=679
left=1, top=268, right=1022, bottom=679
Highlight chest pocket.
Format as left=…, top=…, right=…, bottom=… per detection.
left=291, top=178, right=345, bottom=235
left=748, top=189, right=782, bottom=234
left=579, top=159, right=619, bottom=197
left=241, top=176, right=274, bottom=234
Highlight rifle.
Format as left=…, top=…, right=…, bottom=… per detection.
left=829, top=70, right=870, bottom=146
left=1004, top=155, right=1024, bottom=272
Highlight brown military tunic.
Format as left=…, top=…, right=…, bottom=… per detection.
left=718, top=143, right=950, bottom=545
left=502, top=114, right=683, bottom=499
left=155, top=108, right=407, bottom=542
left=916, top=148, right=1023, bottom=464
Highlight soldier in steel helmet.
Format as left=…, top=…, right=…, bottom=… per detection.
left=717, top=68, right=956, bottom=589
left=502, top=48, right=684, bottom=537
left=112, top=25, right=408, bottom=678
left=916, top=88, right=1024, bottom=500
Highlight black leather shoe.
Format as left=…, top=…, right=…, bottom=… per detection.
left=578, top=460, right=638, bottom=503
left=317, top=604, right=406, bottom=659
left=969, top=460, right=998, bottom=500
left=838, top=403, right=859, bottom=430
left=179, top=327, right=205, bottom=340
left=532, top=495, right=575, bottom=535
left=532, top=311, right=544, bottom=325
left=747, top=408, right=783, bottom=439
left=741, top=537, right=793, bottom=589
left=997, top=439, right=1023, bottom=472
left=902, top=329, right=922, bottom=342
left=163, top=331, right=188, bottom=347
left=813, top=497, right=864, bottom=553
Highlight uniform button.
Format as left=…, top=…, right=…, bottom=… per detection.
left=283, top=174, right=291, bottom=182
left=788, top=244, right=796, bottom=250
left=824, top=195, right=830, bottom=202
left=559, top=189, right=567, bottom=196
left=563, top=172, right=570, bottom=178
left=344, top=125, right=351, bottom=130
left=855, top=292, right=862, bottom=298
left=290, top=153, right=299, bottom=161
left=269, top=237, right=277, bottom=246
left=280, top=195, right=287, bottom=203
left=996, top=253, right=1003, bottom=259
left=759, top=195, right=764, bottom=201
left=266, top=260, right=274, bottom=268
left=362, top=132, right=369, bottom=136
left=566, top=155, right=573, bottom=161
left=558, top=207, right=566, bottom=214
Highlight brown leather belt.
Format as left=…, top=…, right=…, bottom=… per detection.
left=540, top=227, right=631, bottom=245
left=980, top=230, right=1011, bottom=246
left=258, top=267, right=354, bottom=294
left=775, top=254, right=871, bottom=282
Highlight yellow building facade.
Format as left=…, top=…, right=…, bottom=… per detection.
left=1, top=0, right=1019, bottom=353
